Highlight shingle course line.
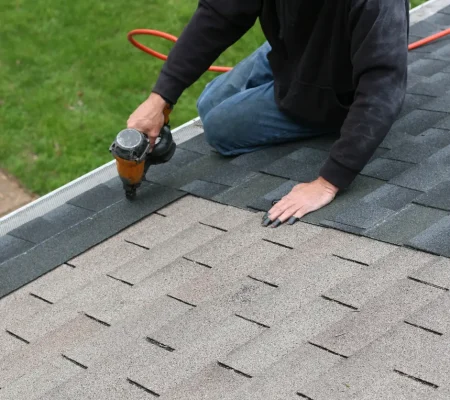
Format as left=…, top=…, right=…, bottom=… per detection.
left=61, top=354, right=88, bottom=369
left=127, top=378, right=161, bottom=397
left=217, top=362, right=253, bottom=379
left=29, top=292, right=54, bottom=305
left=403, top=320, right=443, bottom=336
left=321, top=295, right=359, bottom=311
left=307, top=341, right=349, bottom=359
left=235, top=314, right=271, bottom=329
left=407, top=276, right=450, bottom=291
left=5, top=329, right=30, bottom=344
left=393, top=369, right=439, bottom=389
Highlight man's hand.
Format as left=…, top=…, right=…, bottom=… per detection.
left=263, top=177, right=339, bottom=228
left=127, top=93, right=167, bottom=148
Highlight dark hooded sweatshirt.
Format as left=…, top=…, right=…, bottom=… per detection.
left=152, top=0, right=409, bottom=189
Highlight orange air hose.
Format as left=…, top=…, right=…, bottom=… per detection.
left=127, top=28, right=450, bottom=72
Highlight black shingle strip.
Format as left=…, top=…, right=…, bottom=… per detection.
left=407, top=216, right=450, bottom=257
left=230, top=144, right=297, bottom=170
left=7, top=204, right=94, bottom=244
left=361, top=184, right=422, bottom=212
left=360, top=158, right=414, bottom=181
left=414, top=181, right=450, bottom=211
left=365, top=204, right=448, bottom=246
left=408, top=72, right=450, bottom=97
left=145, top=148, right=204, bottom=183
left=212, top=173, right=287, bottom=209
left=68, top=184, right=124, bottom=212
left=177, top=133, right=214, bottom=155
left=180, top=179, right=230, bottom=199
left=399, top=93, right=437, bottom=118
left=323, top=201, right=394, bottom=230
left=393, top=369, right=439, bottom=389
left=0, top=184, right=185, bottom=299
left=389, top=162, right=450, bottom=192
left=0, top=235, right=34, bottom=265
left=260, top=147, right=328, bottom=183
left=408, top=59, right=449, bottom=77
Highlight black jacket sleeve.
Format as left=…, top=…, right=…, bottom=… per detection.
left=320, top=0, right=409, bottom=189
left=152, top=0, right=261, bottom=105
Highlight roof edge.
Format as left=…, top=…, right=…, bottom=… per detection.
left=0, top=117, right=203, bottom=236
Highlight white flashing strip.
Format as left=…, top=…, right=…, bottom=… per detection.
left=410, top=0, right=450, bottom=23
left=0, top=117, right=203, bottom=236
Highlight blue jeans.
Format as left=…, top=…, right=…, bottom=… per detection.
left=196, top=42, right=331, bottom=156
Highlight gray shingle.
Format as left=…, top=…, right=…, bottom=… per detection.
left=324, top=201, right=394, bottom=230
left=380, top=131, right=414, bottom=150
left=144, top=147, right=203, bottom=182
left=419, top=92, right=450, bottom=112
left=399, top=93, right=437, bottom=118
left=168, top=240, right=284, bottom=308
left=180, top=179, right=229, bottom=198
left=408, top=216, right=450, bottom=257
left=160, top=363, right=251, bottom=400
left=127, top=315, right=266, bottom=395
left=360, top=158, right=414, bottom=181
left=177, top=133, right=214, bottom=155
left=0, top=355, right=82, bottom=400
left=0, top=234, right=34, bottom=264
left=199, top=205, right=256, bottom=231
left=154, top=278, right=275, bottom=351
left=62, top=295, right=192, bottom=368
left=260, top=147, right=328, bottom=183
left=239, top=250, right=365, bottom=327
left=406, top=293, right=450, bottom=335
left=365, top=204, right=448, bottom=245
left=212, top=173, right=287, bottom=209
left=389, top=162, right=450, bottom=192
left=333, top=235, right=398, bottom=265
left=382, top=142, right=443, bottom=164
left=408, top=72, right=450, bottom=97
left=409, top=257, right=450, bottom=291
left=0, top=314, right=106, bottom=387
left=351, top=372, right=442, bottom=400
left=361, top=184, right=422, bottom=211
left=202, top=165, right=257, bottom=186
left=414, top=181, right=450, bottom=211
left=309, top=279, right=442, bottom=358
left=0, top=290, right=51, bottom=332
left=67, top=184, right=123, bottom=212
left=324, top=247, right=438, bottom=309
left=8, top=204, right=94, bottom=244
left=221, top=344, right=342, bottom=400
left=220, top=297, right=348, bottom=376
left=408, top=58, right=449, bottom=77
left=111, top=223, right=224, bottom=284
left=230, top=144, right=296, bottom=170
left=0, top=330, right=28, bottom=359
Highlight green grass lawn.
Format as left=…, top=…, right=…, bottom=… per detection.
left=0, top=0, right=428, bottom=195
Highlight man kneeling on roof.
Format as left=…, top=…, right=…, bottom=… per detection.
left=127, top=0, right=409, bottom=228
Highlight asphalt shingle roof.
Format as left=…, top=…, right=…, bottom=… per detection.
left=2, top=3, right=450, bottom=399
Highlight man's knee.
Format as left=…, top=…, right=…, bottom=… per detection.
left=202, top=103, right=243, bottom=156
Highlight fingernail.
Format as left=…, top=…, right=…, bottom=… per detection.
left=262, top=218, right=272, bottom=227
left=262, top=212, right=269, bottom=221
left=271, top=219, right=281, bottom=228
left=272, top=199, right=280, bottom=206
left=287, top=217, right=298, bottom=225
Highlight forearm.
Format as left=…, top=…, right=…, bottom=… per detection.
left=153, top=0, right=260, bottom=104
